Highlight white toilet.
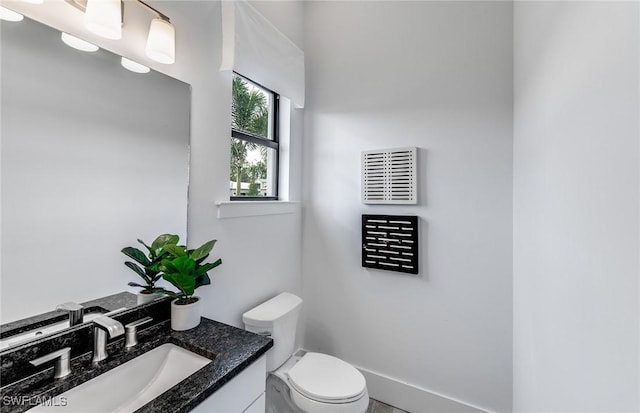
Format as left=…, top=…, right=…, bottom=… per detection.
left=243, top=292, right=369, bottom=413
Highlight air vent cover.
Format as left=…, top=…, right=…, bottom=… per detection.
left=362, top=214, right=419, bottom=274
left=362, top=147, right=417, bottom=204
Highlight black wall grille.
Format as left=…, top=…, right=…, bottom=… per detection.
left=362, top=214, right=419, bottom=274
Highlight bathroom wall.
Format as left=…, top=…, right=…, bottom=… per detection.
left=1, top=0, right=305, bottom=326
left=513, top=2, right=640, bottom=411
left=301, top=2, right=513, bottom=412
left=159, top=0, right=305, bottom=327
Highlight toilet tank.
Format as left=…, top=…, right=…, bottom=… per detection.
left=242, top=292, right=302, bottom=372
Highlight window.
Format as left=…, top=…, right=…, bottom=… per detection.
left=230, top=73, right=279, bottom=200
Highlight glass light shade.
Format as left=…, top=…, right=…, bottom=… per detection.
left=146, top=18, right=175, bottom=64
left=121, top=57, right=150, bottom=74
left=21, top=0, right=44, bottom=4
left=0, top=6, right=24, bottom=22
left=84, top=0, right=121, bottom=40
left=61, top=33, right=99, bottom=52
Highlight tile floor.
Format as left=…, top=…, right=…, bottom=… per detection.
left=367, top=398, right=409, bottom=413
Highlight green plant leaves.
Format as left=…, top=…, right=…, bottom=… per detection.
left=164, top=244, right=187, bottom=258
left=123, top=234, right=221, bottom=301
left=123, top=234, right=181, bottom=290
left=127, top=282, right=158, bottom=293
left=160, top=249, right=221, bottom=300
left=137, top=239, right=153, bottom=253
left=122, top=247, right=151, bottom=266
left=163, top=256, right=196, bottom=275
left=195, top=259, right=222, bottom=276
left=196, top=273, right=211, bottom=288
left=124, top=262, right=151, bottom=285
left=151, top=234, right=180, bottom=252
left=190, top=240, right=217, bottom=261
left=163, top=272, right=196, bottom=297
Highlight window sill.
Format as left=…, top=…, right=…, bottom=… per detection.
left=215, top=200, right=299, bottom=219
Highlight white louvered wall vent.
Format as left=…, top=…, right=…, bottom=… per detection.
left=362, top=147, right=417, bottom=204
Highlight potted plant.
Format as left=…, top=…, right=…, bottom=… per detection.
left=159, top=239, right=222, bottom=330
left=121, top=234, right=180, bottom=304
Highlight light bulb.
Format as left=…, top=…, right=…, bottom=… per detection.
left=146, top=18, right=175, bottom=64
left=121, top=57, right=150, bottom=74
left=61, top=33, right=99, bottom=52
left=0, top=6, right=23, bottom=22
left=84, top=0, right=122, bottom=40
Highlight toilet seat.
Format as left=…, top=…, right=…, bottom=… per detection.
left=287, top=352, right=367, bottom=404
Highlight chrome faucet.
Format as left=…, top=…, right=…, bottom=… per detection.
left=92, top=316, right=124, bottom=363
left=56, top=302, right=84, bottom=327
left=30, top=347, right=72, bottom=379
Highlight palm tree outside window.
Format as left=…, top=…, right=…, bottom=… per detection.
left=230, top=73, right=279, bottom=199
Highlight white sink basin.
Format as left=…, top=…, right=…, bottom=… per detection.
left=0, top=312, right=113, bottom=351
left=31, top=343, right=212, bottom=412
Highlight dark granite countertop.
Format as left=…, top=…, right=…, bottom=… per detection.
left=137, top=318, right=273, bottom=413
left=1, top=311, right=272, bottom=413
left=1, top=292, right=140, bottom=341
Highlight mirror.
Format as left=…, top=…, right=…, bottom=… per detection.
left=1, top=15, right=190, bottom=324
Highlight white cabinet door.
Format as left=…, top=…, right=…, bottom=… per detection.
left=190, top=355, right=266, bottom=413
left=243, top=393, right=266, bottom=413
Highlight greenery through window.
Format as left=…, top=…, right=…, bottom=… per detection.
left=231, top=73, right=278, bottom=199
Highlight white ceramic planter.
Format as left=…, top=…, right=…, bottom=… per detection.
left=171, top=297, right=201, bottom=331
left=137, top=292, right=157, bottom=305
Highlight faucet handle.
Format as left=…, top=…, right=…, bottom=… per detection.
left=56, top=302, right=84, bottom=327
left=30, top=347, right=72, bottom=379
left=125, top=317, right=153, bottom=348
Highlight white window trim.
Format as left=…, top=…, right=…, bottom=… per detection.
left=216, top=200, right=299, bottom=219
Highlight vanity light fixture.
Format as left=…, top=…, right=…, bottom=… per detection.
left=145, top=17, right=175, bottom=64
left=64, top=0, right=176, bottom=65
left=84, top=0, right=122, bottom=40
left=0, top=6, right=24, bottom=22
left=139, top=1, right=175, bottom=64
left=121, top=57, right=150, bottom=74
left=61, top=32, right=99, bottom=52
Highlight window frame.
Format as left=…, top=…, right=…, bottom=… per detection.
left=230, top=73, right=280, bottom=201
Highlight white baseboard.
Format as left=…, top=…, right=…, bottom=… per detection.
left=355, top=365, right=492, bottom=413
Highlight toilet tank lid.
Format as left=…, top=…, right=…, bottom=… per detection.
left=242, top=292, right=302, bottom=327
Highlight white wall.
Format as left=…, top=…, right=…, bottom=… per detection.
left=301, top=2, right=513, bottom=412
left=159, top=0, right=305, bottom=327
left=513, top=2, right=640, bottom=412
left=1, top=0, right=305, bottom=327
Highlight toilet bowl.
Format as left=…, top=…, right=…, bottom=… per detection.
left=271, top=351, right=369, bottom=413
left=243, top=293, right=369, bottom=413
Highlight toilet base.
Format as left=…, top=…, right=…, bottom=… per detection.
left=266, top=373, right=303, bottom=413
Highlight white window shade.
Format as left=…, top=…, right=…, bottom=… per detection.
left=221, top=0, right=305, bottom=108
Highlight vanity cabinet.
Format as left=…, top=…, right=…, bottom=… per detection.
left=190, top=355, right=266, bottom=413
left=245, top=393, right=266, bottom=412
left=0, top=308, right=272, bottom=413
